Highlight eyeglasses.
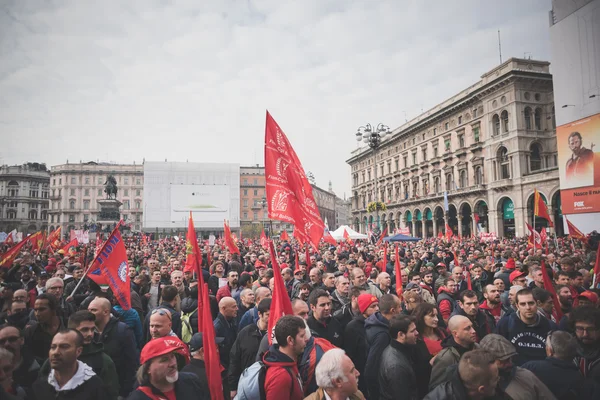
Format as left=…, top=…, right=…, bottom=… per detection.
left=575, top=326, right=598, bottom=334
left=151, top=308, right=172, bottom=320
left=0, top=336, right=20, bottom=346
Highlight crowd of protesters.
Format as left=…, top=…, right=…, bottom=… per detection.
left=0, top=229, right=599, bottom=399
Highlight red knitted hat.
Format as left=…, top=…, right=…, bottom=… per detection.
left=358, top=293, right=379, bottom=314
left=506, top=258, right=516, bottom=270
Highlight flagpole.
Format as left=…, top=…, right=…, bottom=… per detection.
left=68, top=246, right=93, bottom=299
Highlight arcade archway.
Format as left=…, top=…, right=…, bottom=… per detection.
left=424, top=207, right=433, bottom=238
left=552, top=191, right=564, bottom=236
left=405, top=210, right=413, bottom=236
left=459, top=203, right=473, bottom=238
left=498, top=197, right=515, bottom=238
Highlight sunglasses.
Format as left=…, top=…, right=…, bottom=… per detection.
left=151, top=308, right=172, bottom=320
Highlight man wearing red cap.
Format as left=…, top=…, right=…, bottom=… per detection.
left=128, top=336, right=209, bottom=400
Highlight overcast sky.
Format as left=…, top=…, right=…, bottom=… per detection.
left=0, top=0, right=552, bottom=197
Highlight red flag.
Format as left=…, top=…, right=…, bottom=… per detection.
left=200, top=283, right=225, bottom=400
left=466, top=266, right=473, bottom=290
left=94, top=233, right=103, bottom=257
left=47, top=227, right=61, bottom=250
left=260, top=230, right=268, bottom=249
left=265, top=111, right=324, bottom=248
left=445, top=224, right=453, bottom=242
left=141, top=234, right=147, bottom=246
left=4, top=231, right=14, bottom=245
left=526, top=223, right=541, bottom=249
left=534, top=189, right=554, bottom=227
left=185, top=212, right=203, bottom=274
left=293, top=227, right=304, bottom=245
left=437, top=231, right=443, bottom=239
left=86, top=227, right=131, bottom=310
left=343, top=228, right=353, bottom=246
left=383, top=242, right=388, bottom=268
left=593, top=244, right=600, bottom=289
left=473, top=213, right=480, bottom=225
left=394, top=245, right=403, bottom=299
left=0, top=237, right=29, bottom=268
left=223, top=220, right=240, bottom=255
left=376, top=227, right=388, bottom=246
left=267, top=240, right=294, bottom=344
left=280, top=230, right=290, bottom=242
left=28, top=231, right=44, bottom=255
left=294, top=250, right=300, bottom=270
left=305, top=244, right=312, bottom=268
left=61, top=238, right=78, bottom=256
left=565, top=217, right=586, bottom=240
left=541, top=260, right=563, bottom=321
left=323, top=231, right=337, bottom=246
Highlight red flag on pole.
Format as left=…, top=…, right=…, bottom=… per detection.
left=61, top=238, right=78, bottom=256
left=268, top=240, right=294, bottom=344
left=565, top=217, right=586, bottom=241
left=265, top=111, right=325, bottom=249
left=280, top=230, right=290, bottom=242
left=200, top=284, right=225, bottom=400
left=47, top=227, right=61, bottom=250
left=185, top=212, right=203, bottom=275
left=28, top=231, right=44, bottom=255
left=541, top=260, right=563, bottom=321
left=223, top=220, right=240, bottom=255
left=376, top=227, right=388, bottom=246
left=86, top=227, right=131, bottom=310
left=260, top=230, right=268, bottom=249
left=0, top=237, right=29, bottom=268
left=323, top=231, right=337, bottom=246
left=445, top=224, right=453, bottom=242
left=466, top=266, right=473, bottom=290
left=394, top=245, right=403, bottom=299
left=343, top=228, right=353, bottom=246
left=534, top=189, right=554, bottom=227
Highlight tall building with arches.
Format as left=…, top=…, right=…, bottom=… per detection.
left=347, top=58, right=561, bottom=238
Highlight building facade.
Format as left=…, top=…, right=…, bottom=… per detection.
left=311, top=184, right=336, bottom=230
left=0, top=163, right=50, bottom=234
left=48, top=161, right=144, bottom=234
left=348, top=58, right=561, bottom=239
left=335, top=197, right=352, bottom=229
left=239, top=165, right=285, bottom=237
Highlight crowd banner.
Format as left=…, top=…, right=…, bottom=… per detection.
left=557, top=113, right=600, bottom=214
left=479, top=232, right=497, bottom=241
left=70, top=229, right=90, bottom=244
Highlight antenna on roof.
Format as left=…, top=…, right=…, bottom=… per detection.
left=498, top=30, right=502, bottom=64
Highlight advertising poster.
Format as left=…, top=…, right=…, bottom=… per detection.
left=557, top=113, right=600, bottom=214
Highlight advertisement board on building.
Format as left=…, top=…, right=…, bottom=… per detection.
left=557, top=113, right=600, bottom=214
left=143, top=162, right=240, bottom=230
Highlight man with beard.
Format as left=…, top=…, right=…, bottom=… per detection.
left=480, top=334, right=556, bottom=400
left=31, top=329, right=108, bottom=399
left=480, top=285, right=504, bottom=324
left=331, top=276, right=351, bottom=314
left=24, top=293, right=64, bottom=363
left=129, top=336, right=208, bottom=400
left=437, top=278, right=457, bottom=325
left=570, top=306, right=600, bottom=384
left=170, top=270, right=189, bottom=299
left=555, top=285, right=573, bottom=316
left=350, top=268, right=380, bottom=298
left=0, top=325, right=40, bottom=391
left=216, top=270, right=239, bottom=302
left=429, top=315, right=479, bottom=390
left=308, top=289, right=344, bottom=348
left=64, top=264, right=89, bottom=306
left=565, top=131, right=594, bottom=179
left=4, top=300, right=29, bottom=330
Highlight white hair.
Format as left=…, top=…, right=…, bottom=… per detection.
left=315, top=348, right=348, bottom=388
left=45, top=277, right=63, bottom=290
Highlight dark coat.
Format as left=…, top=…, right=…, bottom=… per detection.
left=451, top=307, right=495, bottom=343
left=378, top=340, right=419, bottom=400
left=424, top=364, right=512, bottom=400
left=127, top=372, right=209, bottom=400
left=23, top=319, right=64, bottom=363
left=180, top=360, right=210, bottom=396
left=181, top=297, right=200, bottom=337
left=228, top=322, right=266, bottom=388
left=307, top=315, right=344, bottom=348
left=31, top=373, right=110, bottom=400
left=98, top=317, right=138, bottom=397
left=213, top=313, right=238, bottom=369
left=521, top=357, right=588, bottom=400
left=143, top=302, right=182, bottom=344
left=343, top=314, right=368, bottom=395
left=364, top=312, right=391, bottom=400
left=12, top=346, right=40, bottom=390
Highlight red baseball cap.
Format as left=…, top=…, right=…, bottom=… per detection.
left=578, top=291, right=599, bottom=305
left=140, top=336, right=190, bottom=365
left=509, top=270, right=527, bottom=284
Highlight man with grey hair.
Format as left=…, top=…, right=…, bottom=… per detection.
left=331, top=275, right=351, bottom=314
left=522, top=331, right=586, bottom=399
left=304, top=348, right=365, bottom=400
left=238, top=286, right=271, bottom=331
left=180, top=333, right=219, bottom=396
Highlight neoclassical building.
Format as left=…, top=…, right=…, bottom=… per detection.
left=347, top=58, right=562, bottom=239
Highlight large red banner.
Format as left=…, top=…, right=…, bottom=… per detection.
left=264, top=111, right=324, bottom=248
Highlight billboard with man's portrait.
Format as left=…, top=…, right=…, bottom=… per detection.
left=558, top=113, right=600, bottom=214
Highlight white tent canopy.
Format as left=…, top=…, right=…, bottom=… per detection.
left=329, top=225, right=368, bottom=240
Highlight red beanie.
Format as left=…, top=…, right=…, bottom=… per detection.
left=506, top=258, right=516, bottom=270
left=358, top=293, right=379, bottom=314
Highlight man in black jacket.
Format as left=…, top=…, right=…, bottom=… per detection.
left=129, top=336, right=209, bottom=400
left=142, top=285, right=182, bottom=342
left=452, top=290, right=495, bottom=342
left=213, top=297, right=238, bottom=370
left=343, top=293, right=378, bottom=395
left=0, top=325, right=40, bottom=391
left=378, top=315, right=427, bottom=400
left=307, top=289, right=344, bottom=348
left=228, top=298, right=270, bottom=397
left=181, top=333, right=220, bottom=396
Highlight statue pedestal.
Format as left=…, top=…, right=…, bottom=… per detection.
left=96, top=199, right=122, bottom=229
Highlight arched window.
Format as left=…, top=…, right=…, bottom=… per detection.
left=41, top=211, right=47, bottom=221
left=524, top=107, right=532, bottom=130
left=28, top=210, right=37, bottom=220
left=445, top=173, right=452, bottom=191
left=497, top=147, right=510, bottom=179
left=69, top=200, right=75, bottom=209
left=474, top=167, right=483, bottom=185
left=534, top=108, right=542, bottom=130
left=434, top=177, right=440, bottom=194
left=459, top=170, right=468, bottom=188
left=7, top=211, right=16, bottom=219
left=530, top=143, right=542, bottom=171
left=492, top=114, right=500, bottom=135
left=501, top=110, right=509, bottom=133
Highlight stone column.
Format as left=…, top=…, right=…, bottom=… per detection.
left=422, top=220, right=428, bottom=239
left=457, top=216, right=463, bottom=238
left=472, top=217, right=478, bottom=237
left=432, top=219, right=438, bottom=237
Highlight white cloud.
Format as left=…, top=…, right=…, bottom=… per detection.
left=0, top=0, right=551, bottom=197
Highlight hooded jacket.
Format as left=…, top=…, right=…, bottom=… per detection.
left=262, top=345, right=304, bottom=400
left=364, top=312, right=392, bottom=400
left=495, top=311, right=557, bottom=366
left=32, top=361, right=110, bottom=400
left=39, top=341, right=119, bottom=399
left=429, top=335, right=478, bottom=390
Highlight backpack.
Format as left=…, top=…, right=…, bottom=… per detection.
left=180, top=308, right=197, bottom=343
left=298, top=336, right=337, bottom=395
left=234, top=360, right=294, bottom=400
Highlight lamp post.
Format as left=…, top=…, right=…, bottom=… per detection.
left=260, top=197, right=272, bottom=237
left=356, top=123, right=391, bottom=233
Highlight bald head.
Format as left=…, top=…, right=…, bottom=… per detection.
left=448, top=315, right=470, bottom=332
left=219, top=296, right=238, bottom=319
left=448, top=315, right=476, bottom=346
left=88, top=297, right=111, bottom=326
left=255, top=287, right=272, bottom=303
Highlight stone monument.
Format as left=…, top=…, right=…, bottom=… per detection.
left=97, top=175, right=122, bottom=230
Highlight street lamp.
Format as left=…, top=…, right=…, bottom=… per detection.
left=355, top=123, right=391, bottom=232
left=260, top=197, right=272, bottom=237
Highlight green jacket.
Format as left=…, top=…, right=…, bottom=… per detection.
left=39, top=341, right=119, bottom=400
